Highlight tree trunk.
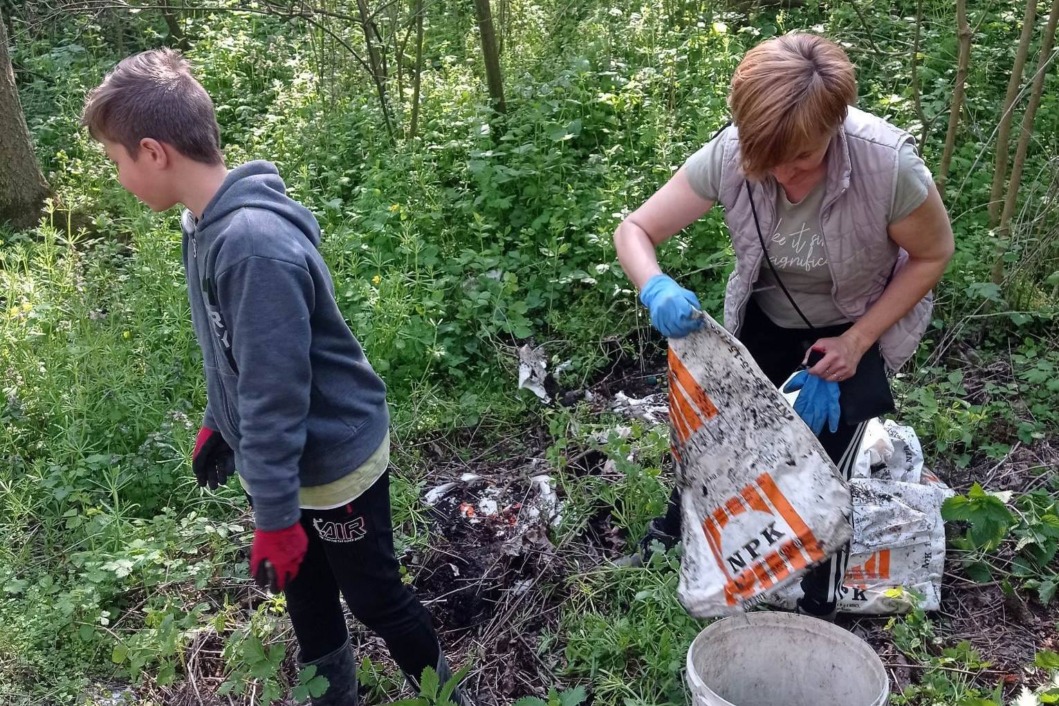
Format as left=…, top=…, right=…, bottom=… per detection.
left=409, top=0, right=425, bottom=138
left=0, top=12, right=49, bottom=231
left=392, top=7, right=404, bottom=107
left=992, top=0, right=1059, bottom=284
left=938, top=0, right=970, bottom=192
left=988, top=0, right=1038, bottom=226
left=103, top=7, right=125, bottom=55
left=472, top=0, right=505, bottom=114
left=497, top=0, right=507, bottom=55
left=355, top=0, right=395, bottom=137
left=159, top=0, right=189, bottom=52
left=910, top=0, right=928, bottom=149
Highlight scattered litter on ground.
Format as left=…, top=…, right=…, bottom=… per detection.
left=608, top=391, right=668, bottom=423
left=518, top=344, right=550, bottom=402
left=529, top=475, right=562, bottom=527
left=145, top=348, right=1057, bottom=706
left=590, top=425, right=632, bottom=445
left=425, top=482, right=458, bottom=505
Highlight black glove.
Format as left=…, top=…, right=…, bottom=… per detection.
left=192, top=427, right=235, bottom=490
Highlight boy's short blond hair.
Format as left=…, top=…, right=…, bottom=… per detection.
left=729, top=33, right=857, bottom=180
left=82, top=48, right=223, bottom=165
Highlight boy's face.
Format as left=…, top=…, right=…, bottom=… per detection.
left=102, top=139, right=178, bottom=212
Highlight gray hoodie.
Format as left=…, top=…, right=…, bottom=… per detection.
left=181, top=161, right=389, bottom=530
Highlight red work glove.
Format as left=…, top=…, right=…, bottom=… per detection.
left=251, top=522, right=309, bottom=593
left=192, top=427, right=235, bottom=490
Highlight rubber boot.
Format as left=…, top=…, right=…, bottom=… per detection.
left=302, top=639, right=358, bottom=706
left=404, top=652, right=475, bottom=706
left=613, top=518, right=680, bottom=567
left=796, top=597, right=839, bottom=623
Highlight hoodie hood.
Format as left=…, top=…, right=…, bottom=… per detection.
left=183, top=161, right=320, bottom=248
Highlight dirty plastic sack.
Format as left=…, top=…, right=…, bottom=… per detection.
left=843, top=417, right=926, bottom=483
left=765, top=476, right=953, bottom=613
left=764, top=421, right=953, bottom=614
left=850, top=418, right=894, bottom=480
left=670, top=313, right=853, bottom=617
left=881, top=419, right=926, bottom=484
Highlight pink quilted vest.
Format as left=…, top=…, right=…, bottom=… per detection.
left=715, top=107, right=933, bottom=371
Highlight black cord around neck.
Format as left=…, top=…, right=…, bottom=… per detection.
left=744, top=179, right=816, bottom=332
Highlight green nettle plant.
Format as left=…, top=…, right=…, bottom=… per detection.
left=943, top=484, right=1059, bottom=604
left=515, top=685, right=589, bottom=706
left=391, top=666, right=471, bottom=706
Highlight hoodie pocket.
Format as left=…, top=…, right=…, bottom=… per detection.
left=305, top=382, right=365, bottom=452
left=204, top=364, right=241, bottom=440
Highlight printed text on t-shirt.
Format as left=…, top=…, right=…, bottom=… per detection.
left=770, top=219, right=827, bottom=272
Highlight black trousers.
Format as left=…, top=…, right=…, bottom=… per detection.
left=661, top=300, right=887, bottom=614
left=282, top=471, right=441, bottom=676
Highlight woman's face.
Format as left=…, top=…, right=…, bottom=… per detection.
left=769, top=134, right=832, bottom=189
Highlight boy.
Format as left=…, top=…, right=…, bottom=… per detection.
left=82, top=49, right=471, bottom=706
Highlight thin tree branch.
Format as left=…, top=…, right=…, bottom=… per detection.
left=988, top=0, right=1038, bottom=226
left=846, top=0, right=887, bottom=58
left=995, top=0, right=1059, bottom=282
left=938, top=0, right=970, bottom=192
left=909, top=0, right=928, bottom=149
left=409, top=0, right=424, bottom=138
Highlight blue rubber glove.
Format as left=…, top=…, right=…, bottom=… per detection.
left=639, top=274, right=705, bottom=338
left=782, top=369, right=841, bottom=435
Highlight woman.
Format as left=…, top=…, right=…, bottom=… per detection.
left=614, top=32, right=954, bottom=619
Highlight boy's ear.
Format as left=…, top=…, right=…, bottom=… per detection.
left=138, top=138, right=171, bottom=169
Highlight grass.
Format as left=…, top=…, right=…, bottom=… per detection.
left=2, top=0, right=1058, bottom=703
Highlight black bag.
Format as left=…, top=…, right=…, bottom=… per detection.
left=808, top=346, right=895, bottom=425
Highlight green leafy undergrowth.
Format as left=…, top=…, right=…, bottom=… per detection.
left=943, top=483, right=1059, bottom=605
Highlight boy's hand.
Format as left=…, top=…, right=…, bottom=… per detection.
left=251, top=522, right=309, bottom=593
left=639, top=274, right=705, bottom=338
left=192, top=427, right=235, bottom=489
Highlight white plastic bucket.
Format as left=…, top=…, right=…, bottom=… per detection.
left=686, top=612, right=889, bottom=706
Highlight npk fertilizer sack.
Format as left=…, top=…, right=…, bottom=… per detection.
left=669, top=313, right=852, bottom=617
